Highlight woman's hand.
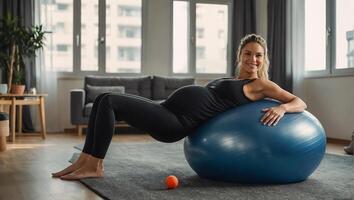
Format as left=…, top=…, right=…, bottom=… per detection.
left=260, top=105, right=286, bottom=126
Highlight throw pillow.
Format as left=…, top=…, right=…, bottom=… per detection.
left=86, top=85, right=125, bottom=103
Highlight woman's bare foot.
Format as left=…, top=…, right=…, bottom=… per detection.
left=52, top=152, right=91, bottom=178
left=60, top=156, right=104, bottom=180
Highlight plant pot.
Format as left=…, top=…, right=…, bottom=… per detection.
left=11, top=84, right=25, bottom=94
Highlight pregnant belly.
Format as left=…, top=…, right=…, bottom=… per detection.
left=162, top=86, right=212, bottom=110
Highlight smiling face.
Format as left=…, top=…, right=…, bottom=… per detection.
left=239, top=42, right=265, bottom=78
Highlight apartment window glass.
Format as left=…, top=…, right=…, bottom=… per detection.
left=304, top=0, right=326, bottom=71
left=173, top=1, right=188, bottom=73
left=40, top=0, right=73, bottom=72
left=38, top=0, right=142, bottom=74
left=335, top=0, right=354, bottom=69
left=118, top=5, right=141, bottom=17
left=305, top=0, right=354, bottom=75
left=81, top=0, right=99, bottom=71
left=196, top=3, right=228, bottom=74
left=107, top=0, right=142, bottom=73
left=173, top=0, right=230, bottom=75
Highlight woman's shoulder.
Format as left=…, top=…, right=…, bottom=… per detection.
left=252, top=78, right=282, bottom=90
left=252, top=78, right=275, bottom=85
left=248, top=78, right=279, bottom=90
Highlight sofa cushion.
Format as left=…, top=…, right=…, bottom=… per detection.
left=84, top=76, right=152, bottom=103
left=83, top=103, right=93, bottom=117
left=152, top=76, right=195, bottom=100
left=86, top=85, right=125, bottom=103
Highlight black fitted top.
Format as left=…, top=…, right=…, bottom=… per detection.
left=161, top=78, right=255, bottom=130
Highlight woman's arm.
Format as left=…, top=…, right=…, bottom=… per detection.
left=257, top=79, right=307, bottom=126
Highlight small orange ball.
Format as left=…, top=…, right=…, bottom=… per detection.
left=165, top=175, right=179, bottom=189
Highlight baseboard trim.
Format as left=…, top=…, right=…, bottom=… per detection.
left=64, top=128, right=77, bottom=133
left=327, top=137, right=350, bottom=145
left=62, top=128, right=352, bottom=145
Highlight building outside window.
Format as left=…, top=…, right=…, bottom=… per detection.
left=173, top=0, right=230, bottom=75
left=118, top=26, right=141, bottom=38
left=39, top=0, right=142, bottom=73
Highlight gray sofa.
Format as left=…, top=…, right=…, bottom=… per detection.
left=71, top=75, right=195, bottom=135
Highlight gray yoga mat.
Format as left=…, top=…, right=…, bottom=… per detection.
left=70, top=141, right=354, bottom=200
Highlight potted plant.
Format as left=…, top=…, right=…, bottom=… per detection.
left=0, top=13, right=46, bottom=94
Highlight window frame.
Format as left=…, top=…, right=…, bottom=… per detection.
left=171, top=0, right=233, bottom=79
left=56, top=0, right=145, bottom=78
left=305, top=0, right=354, bottom=78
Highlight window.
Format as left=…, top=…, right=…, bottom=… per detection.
left=305, top=0, right=354, bottom=76
left=335, top=0, right=354, bottom=70
left=217, top=10, right=225, bottom=20
left=173, top=0, right=230, bottom=75
left=107, top=0, right=142, bottom=73
left=39, top=0, right=142, bottom=74
left=40, top=0, right=73, bottom=72
left=118, top=47, right=140, bottom=61
left=57, top=44, right=69, bottom=52
left=118, top=26, right=141, bottom=38
left=118, top=6, right=141, bottom=17
left=81, top=0, right=99, bottom=71
left=57, top=3, right=69, bottom=11
left=196, top=28, right=204, bottom=39
left=196, top=47, right=205, bottom=59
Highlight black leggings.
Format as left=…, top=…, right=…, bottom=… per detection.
left=82, top=93, right=190, bottom=159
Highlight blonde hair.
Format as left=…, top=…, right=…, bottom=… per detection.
left=236, top=34, right=270, bottom=79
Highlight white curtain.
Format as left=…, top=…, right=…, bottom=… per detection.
left=33, top=0, right=60, bottom=132
left=288, top=0, right=306, bottom=98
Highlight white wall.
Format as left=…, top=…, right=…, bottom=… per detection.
left=300, top=77, right=354, bottom=140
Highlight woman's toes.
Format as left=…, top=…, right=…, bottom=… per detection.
left=52, top=163, right=82, bottom=178
left=52, top=169, right=72, bottom=178
left=60, top=168, right=104, bottom=180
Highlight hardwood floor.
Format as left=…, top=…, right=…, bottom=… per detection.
left=0, top=133, right=351, bottom=200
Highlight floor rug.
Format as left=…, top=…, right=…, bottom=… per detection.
left=71, top=141, right=354, bottom=200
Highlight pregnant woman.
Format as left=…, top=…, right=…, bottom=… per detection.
left=52, top=34, right=307, bottom=180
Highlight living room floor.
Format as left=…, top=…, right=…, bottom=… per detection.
left=0, top=133, right=350, bottom=200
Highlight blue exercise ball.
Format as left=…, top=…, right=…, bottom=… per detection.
left=184, top=99, right=326, bottom=184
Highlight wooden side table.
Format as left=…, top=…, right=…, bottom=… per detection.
left=0, top=94, right=47, bottom=142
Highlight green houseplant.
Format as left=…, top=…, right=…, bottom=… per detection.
left=0, top=13, right=46, bottom=94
